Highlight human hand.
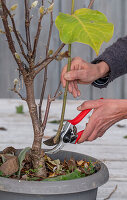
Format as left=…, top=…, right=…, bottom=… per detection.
left=77, top=99, right=127, bottom=142
left=61, top=57, right=109, bottom=98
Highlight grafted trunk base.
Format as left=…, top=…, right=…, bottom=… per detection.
left=31, top=149, right=47, bottom=178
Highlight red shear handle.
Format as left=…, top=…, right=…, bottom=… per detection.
left=68, top=109, right=91, bottom=125
left=73, top=98, right=104, bottom=143
left=75, top=130, right=84, bottom=144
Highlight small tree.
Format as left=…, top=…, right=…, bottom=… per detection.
left=0, top=0, right=113, bottom=178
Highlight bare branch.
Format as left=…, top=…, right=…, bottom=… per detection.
left=41, top=88, right=62, bottom=132
left=51, top=90, right=62, bottom=101
left=1, top=0, right=25, bottom=73
left=24, top=0, right=32, bottom=58
left=54, top=81, right=61, bottom=98
left=88, top=0, right=95, bottom=8
left=41, top=94, right=51, bottom=131
left=46, top=5, right=54, bottom=57
left=32, top=14, right=44, bottom=60
left=32, top=0, right=46, bottom=60
left=39, top=69, right=48, bottom=123
left=39, top=0, right=54, bottom=124
left=11, top=87, right=26, bottom=101
left=18, top=32, right=27, bottom=46
left=34, top=43, right=65, bottom=76
left=2, top=3, right=29, bottom=63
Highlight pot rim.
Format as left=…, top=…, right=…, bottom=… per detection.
left=0, top=150, right=109, bottom=195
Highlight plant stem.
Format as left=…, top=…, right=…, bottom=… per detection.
left=54, top=0, right=75, bottom=144
left=71, top=0, right=75, bottom=14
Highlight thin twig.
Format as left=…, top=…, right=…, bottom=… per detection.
left=1, top=0, right=25, bottom=73
left=18, top=32, right=27, bottom=46
left=24, top=0, right=32, bottom=58
left=2, top=2, right=29, bottom=62
left=34, top=57, right=51, bottom=69
left=32, top=14, right=44, bottom=60
left=34, top=43, right=65, bottom=76
left=41, top=90, right=62, bottom=133
left=39, top=72, right=48, bottom=123
left=32, top=0, right=45, bottom=60
left=11, top=87, right=26, bottom=101
left=41, top=95, right=51, bottom=132
left=46, top=2, right=54, bottom=57
left=39, top=0, right=54, bottom=124
left=34, top=43, right=65, bottom=69
left=104, top=185, right=117, bottom=200
left=88, top=0, right=95, bottom=8
left=54, top=81, right=61, bottom=97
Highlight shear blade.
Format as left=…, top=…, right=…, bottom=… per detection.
left=45, top=136, right=64, bottom=154
left=43, top=135, right=59, bottom=146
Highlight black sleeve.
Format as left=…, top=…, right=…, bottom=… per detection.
left=92, top=36, right=127, bottom=88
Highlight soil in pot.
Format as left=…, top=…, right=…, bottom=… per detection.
left=0, top=147, right=100, bottom=181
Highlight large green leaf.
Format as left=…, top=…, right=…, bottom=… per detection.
left=55, top=8, right=114, bottom=55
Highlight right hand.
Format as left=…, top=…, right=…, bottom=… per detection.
left=61, top=57, right=109, bottom=98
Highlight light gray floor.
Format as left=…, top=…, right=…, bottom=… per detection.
left=0, top=99, right=127, bottom=199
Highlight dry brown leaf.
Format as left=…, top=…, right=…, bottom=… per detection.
left=46, top=161, right=56, bottom=171
left=48, top=172, right=56, bottom=178
left=0, top=156, right=19, bottom=176
left=2, top=147, right=16, bottom=155
left=77, top=160, right=84, bottom=166
left=68, top=157, right=77, bottom=172
left=0, top=127, right=7, bottom=131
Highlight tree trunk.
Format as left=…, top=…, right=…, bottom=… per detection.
left=24, top=75, right=47, bottom=178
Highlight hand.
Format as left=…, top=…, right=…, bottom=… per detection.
left=77, top=99, right=127, bottom=142
left=61, top=57, right=109, bottom=98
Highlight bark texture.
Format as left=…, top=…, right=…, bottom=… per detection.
left=24, top=74, right=47, bottom=177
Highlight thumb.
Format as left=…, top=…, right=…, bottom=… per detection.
left=64, top=70, right=85, bottom=81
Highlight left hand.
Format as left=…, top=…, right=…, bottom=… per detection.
left=77, top=99, right=127, bottom=142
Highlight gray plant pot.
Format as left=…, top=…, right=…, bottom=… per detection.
left=0, top=150, right=109, bottom=200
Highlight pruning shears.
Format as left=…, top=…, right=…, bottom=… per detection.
left=44, top=108, right=91, bottom=154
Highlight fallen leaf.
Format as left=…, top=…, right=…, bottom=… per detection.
left=2, top=147, right=16, bottom=155
left=46, top=161, right=56, bottom=171
left=0, top=156, right=19, bottom=176
left=0, top=154, right=14, bottom=163
left=77, top=160, right=84, bottom=166
left=0, top=127, right=7, bottom=131
left=68, top=158, right=77, bottom=172
left=117, top=124, right=126, bottom=128
left=48, top=172, right=56, bottom=178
